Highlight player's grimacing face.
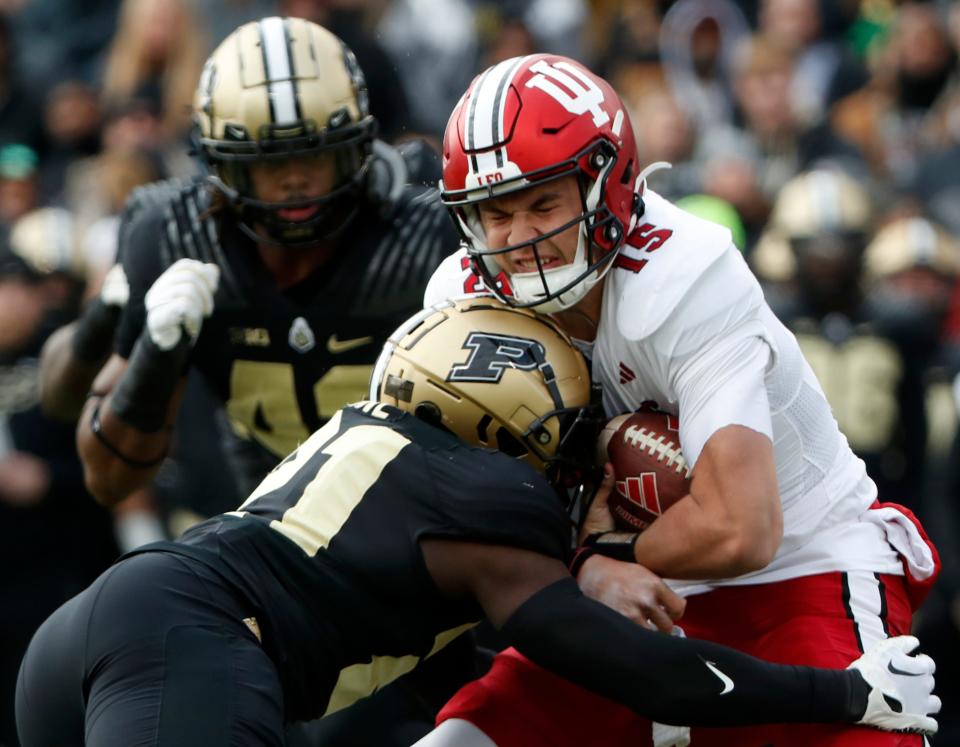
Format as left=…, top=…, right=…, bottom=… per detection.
left=477, top=175, right=582, bottom=274
left=249, top=152, right=338, bottom=216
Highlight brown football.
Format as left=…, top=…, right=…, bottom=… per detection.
left=596, top=411, right=692, bottom=531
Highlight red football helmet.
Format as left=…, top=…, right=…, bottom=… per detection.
left=441, top=54, right=644, bottom=313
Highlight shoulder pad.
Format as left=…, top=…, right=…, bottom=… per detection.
left=351, top=186, right=459, bottom=312
left=121, top=178, right=244, bottom=301
left=396, top=138, right=442, bottom=187
left=614, top=191, right=738, bottom=340
left=159, top=181, right=244, bottom=300
left=122, top=177, right=196, bottom=223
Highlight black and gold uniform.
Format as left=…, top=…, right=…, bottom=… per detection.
left=15, top=403, right=919, bottom=747
left=17, top=298, right=932, bottom=746
left=16, top=402, right=569, bottom=744
left=115, top=156, right=455, bottom=490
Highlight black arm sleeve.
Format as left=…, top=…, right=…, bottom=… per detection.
left=501, top=579, right=869, bottom=728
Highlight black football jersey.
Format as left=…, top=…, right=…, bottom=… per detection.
left=160, top=402, right=570, bottom=721
left=115, top=149, right=458, bottom=483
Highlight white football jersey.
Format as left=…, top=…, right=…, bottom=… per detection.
left=425, top=190, right=928, bottom=595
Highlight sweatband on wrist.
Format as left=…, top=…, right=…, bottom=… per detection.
left=110, top=332, right=190, bottom=432
left=71, top=298, right=121, bottom=364
left=89, top=399, right=168, bottom=468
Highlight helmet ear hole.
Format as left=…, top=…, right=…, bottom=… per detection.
left=495, top=427, right=528, bottom=458
left=414, top=402, right=443, bottom=428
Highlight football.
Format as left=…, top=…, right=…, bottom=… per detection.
left=596, top=410, right=692, bottom=531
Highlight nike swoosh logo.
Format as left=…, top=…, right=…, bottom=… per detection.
left=888, top=661, right=923, bottom=677
left=703, top=659, right=735, bottom=695
left=327, top=334, right=374, bottom=354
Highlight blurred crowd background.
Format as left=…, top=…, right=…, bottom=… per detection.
left=2, top=0, right=960, bottom=744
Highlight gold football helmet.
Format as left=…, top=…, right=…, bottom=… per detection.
left=8, top=207, right=85, bottom=279
left=371, top=297, right=601, bottom=487
left=193, top=16, right=375, bottom=245
left=753, top=169, right=873, bottom=282
left=864, top=217, right=960, bottom=282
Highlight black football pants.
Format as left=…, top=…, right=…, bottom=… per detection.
left=15, top=551, right=284, bottom=747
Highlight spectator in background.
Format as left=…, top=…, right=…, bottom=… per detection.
left=476, top=8, right=538, bottom=68
left=0, top=143, right=40, bottom=228
left=38, top=79, right=103, bottom=202
left=62, top=91, right=171, bottom=274
left=0, top=207, right=118, bottom=746
left=630, top=85, right=700, bottom=200
left=757, top=0, right=868, bottom=125
left=657, top=0, right=750, bottom=131
left=74, top=148, right=162, bottom=290
left=0, top=12, right=46, bottom=157
left=694, top=34, right=865, bottom=248
left=675, top=192, right=748, bottom=253
left=833, top=2, right=959, bottom=187
left=7, top=0, right=120, bottom=93
left=375, top=0, right=479, bottom=137
left=99, top=0, right=206, bottom=138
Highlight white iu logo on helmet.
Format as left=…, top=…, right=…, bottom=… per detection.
left=448, top=333, right=547, bottom=383
left=525, top=60, right=609, bottom=127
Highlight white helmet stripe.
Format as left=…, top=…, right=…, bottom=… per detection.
left=259, top=16, right=298, bottom=124
left=468, top=56, right=527, bottom=150
left=473, top=148, right=505, bottom=176
left=810, top=170, right=842, bottom=231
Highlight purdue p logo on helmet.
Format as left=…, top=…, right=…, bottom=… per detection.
left=370, top=297, right=601, bottom=486
left=193, top=17, right=376, bottom=246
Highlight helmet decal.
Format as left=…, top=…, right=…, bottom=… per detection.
left=447, top=333, right=548, bottom=384
left=259, top=16, right=301, bottom=124
left=525, top=59, right=610, bottom=127
left=371, top=298, right=602, bottom=486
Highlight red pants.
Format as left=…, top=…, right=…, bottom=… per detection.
left=437, top=571, right=924, bottom=747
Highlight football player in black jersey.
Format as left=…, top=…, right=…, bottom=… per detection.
left=45, top=17, right=457, bottom=505
left=31, top=17, right=455, bottom=745
left=16, top=299, right=940, bottom=747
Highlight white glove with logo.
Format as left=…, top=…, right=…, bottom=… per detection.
left=99, top=263, right=130, bottom=308
left=849, top=635, right=939, bottom=735
left=144, top=259, right=219, bottom=350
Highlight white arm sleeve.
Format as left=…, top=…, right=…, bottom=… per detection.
left=646, top=249, right=776, bottom=466
left=671, top=330, right=773, bottom=467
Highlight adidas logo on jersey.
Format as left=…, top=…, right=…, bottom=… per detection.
left=619, top=362, right=636, bottom=384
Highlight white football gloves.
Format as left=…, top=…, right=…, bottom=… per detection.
left=100, top=263, right=130, bottom=308
left=144, top=259, right=219, bottom=350
left=849, top=635, right=940, bottom=735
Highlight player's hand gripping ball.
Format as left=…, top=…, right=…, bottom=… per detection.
left=596, top=411, right=691, bottom=531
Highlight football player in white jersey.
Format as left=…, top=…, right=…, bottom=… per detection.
left=416, top=54, right=941, bottom=747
